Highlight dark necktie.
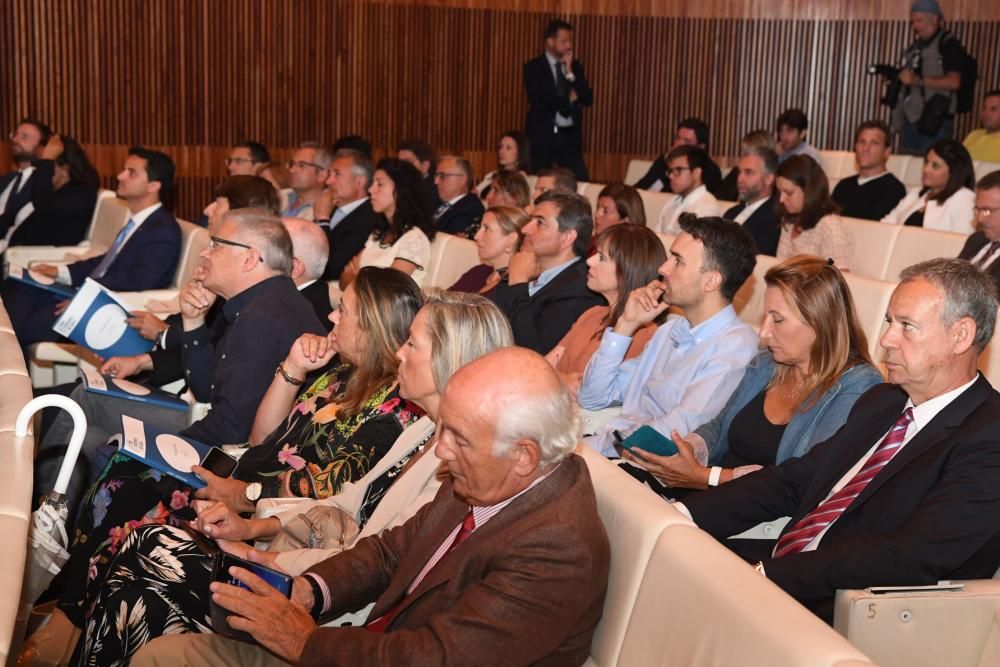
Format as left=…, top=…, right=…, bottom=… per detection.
left=365, top=509, right=476, bottom=632
left=976, top=241, right=1000, bottom=269
left=433, top=201, right=451, bottom=221
left=773, top=408, right=914, bottom=558
left=90, top=218, right=137, bottom=280
left=554, top=61, right=569, bottom=97
left=2, top=171, right=23, bottom=214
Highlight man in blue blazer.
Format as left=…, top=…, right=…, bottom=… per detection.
left=677, top=258, right=1000, bottom=623
left=2, top=146, right=181, bottom=347
left=523, top=19, right=593, bottom=181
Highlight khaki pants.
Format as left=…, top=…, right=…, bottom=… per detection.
left=131, top=633, right=290, bottom=667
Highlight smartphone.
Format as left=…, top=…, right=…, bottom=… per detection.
left=619, top=425, right=679, bottom=457
left=210, top=552, right=293, bottom=642
left=201, top=446, right=239, bottom=478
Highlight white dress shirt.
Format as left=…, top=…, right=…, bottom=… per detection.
left=654, top=185, right=722, bottom=234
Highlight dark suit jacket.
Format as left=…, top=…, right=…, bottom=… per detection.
left=5, top=160, right=96, bottom=248
left=434, top=192, right=484, bottom=237
left=323, top=199, right=377, bottom=280
left=960, top=232, right=1000, bottom=291
left=68, top=205, right=181, bottom=292
left=724, top=195, right=781, bottom=256
left=684, top=378, right=1000, bottom=622
left=490, top=257, right=604, bottom=354
left=302, top=454, right=610, bottom=667
left=523, top=54, right=593, bottom=157
left=300, top=279, right=333, bottom=329
left=0, top=169, right=36, bottom=237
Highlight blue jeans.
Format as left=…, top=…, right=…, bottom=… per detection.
left=899, top=117, right=954, bottom=156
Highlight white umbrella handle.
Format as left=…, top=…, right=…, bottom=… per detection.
left=15, top=394, right=87, bottom=497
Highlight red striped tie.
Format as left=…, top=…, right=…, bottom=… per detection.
left=773, top=408, right=914, bottom=558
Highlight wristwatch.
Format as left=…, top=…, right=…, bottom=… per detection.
left=244, top=482, right=262, bottom=506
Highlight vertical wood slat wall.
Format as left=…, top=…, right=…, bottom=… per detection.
left=1, top=0, right=998, bottom=220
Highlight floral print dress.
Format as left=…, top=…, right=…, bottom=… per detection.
left=58, top=362, right=422, bottom=632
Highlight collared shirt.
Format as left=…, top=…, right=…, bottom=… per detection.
left=0, top=165, right=34, bottom=212
left=579, top=305, right=759, bottom=456
left=970, top=240, right=1000, bottom=270
left=528, top=257, right=577, bottom=297
left=56, top=202, right=162, bottom=284
left=180, top=274, right=325, bottom=444
left=544, top=51, right=574, bottom=128
left=732, top=195, right=770, bottom=225
left=801, top=374, right=980, bottom=552
left=281, top=188, right=316, bottom=221
left=325, top=197, right=368, bottom=231
left=654, top=185, right=722, bottom=235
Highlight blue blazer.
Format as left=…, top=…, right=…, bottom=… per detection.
left=694, top=350, right=884, bottom=466
left=68, top=205, right=181, bottom=292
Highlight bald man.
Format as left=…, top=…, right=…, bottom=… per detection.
left=132, top=348, right=610, bottom=667
left=282, top=217, right=333, bottom=328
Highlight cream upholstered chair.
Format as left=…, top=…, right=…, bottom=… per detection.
left=841, top=216, right=902, bottom=281
left=732, top=254, right=781, bottom=330
left=884, top=226, right=969, bottom=283
left=0, top=299, right=38, bottom=663
left=901, top=157, right=925, bottom=189
left=625, top=159, right=654, bottom=186
left=976, top=314, right=1000, bottom=390
left=5, top=191, right=126, bottom=266
left=842, top=272, right=895, bottom=363
left=974, top=161, right=1000, bottom=182
left=113, top=219, right=209, bottom=312
left=613, top=524, right=876, bottom=666
left=580, top=182, right=603, bottom=210
left=887, top=154, right=912, bottom=184
left=819, top=150, right=857, bottom=181
left=637, top=190, right=673, bottom=228
left=423, top=232, right=480, bottom=289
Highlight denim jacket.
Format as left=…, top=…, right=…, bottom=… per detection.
left=693, top=350, right=884, bottom=466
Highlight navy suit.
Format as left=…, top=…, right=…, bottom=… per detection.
left=523, top=54, right=593, bottom=180
left=0, top=169, right=36, bottom=239
left=2, top=204, right=181, bottom=348
left=959, top=232, right=1000, bottom=292
left=434, top=193, right=485, bottom=237
left=684, top=378, right=1000, bottom=622
left=724, top=195, right=781, bottom=257
left=322, top=200, right=378, bottom=280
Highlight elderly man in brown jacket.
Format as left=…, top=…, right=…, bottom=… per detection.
left=132, top=347, right=611, bottom=666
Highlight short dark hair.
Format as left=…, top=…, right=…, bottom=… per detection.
left=678, top=117, right=710, bottom=150
left=18, top=117, right=52, bottom=145
left=545, top=19, right=573, bottom=39
left=776, top=155, right=837, bottom=231
left=678, top=215, right=757, bottom=302
left=333, top=134, right=372, bottom=159
left=56, top=136, right=99, bottom=189
left=666, top=145, right=711, bottom=178
left=214, top=175, right=280, bottom=214
left=397, top=139, right=436, bottom=166
left=373, top=157, right=435, bottom=243
left=535, top=190, right=593, bottom=258
left=853, top=119, right=892, bottom=146
left=977, top=170, right=1000, bottom=191
left=925, top=139, right=976, bottom=204
left=236, top=141, right=270, bottom=164
left=500, top=130, right=533, bottom=174
left=536, top=166, right=578, bottom=196
left=777, top=108, right=809, bottom=132
left=128, top=146, right=175, bottom=205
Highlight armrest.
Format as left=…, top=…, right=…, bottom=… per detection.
left=110, top=289, right=180, bottom=313
left=5, top=243, right=90, bottom=266
left=834, top=580, right=1000, bottom=667
left=579, top=406, right=622, bottom=436
left=729, top=516, right=790, bottom=540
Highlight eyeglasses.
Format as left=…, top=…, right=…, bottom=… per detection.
left=287, top=160, right=327, bottom=171
left=667, top=167, right=692, bottom=176
left=974, top=206, right=1000, bottom=217
left=208, top=236, right=263, bottom=262
left=224, top=157, right=257, bottom=166
left=433, top=172, right=466, bottom=180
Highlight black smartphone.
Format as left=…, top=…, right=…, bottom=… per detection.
left=201, top=447, right=239, bottom=478
left=210, top=552, right=293, bottom=642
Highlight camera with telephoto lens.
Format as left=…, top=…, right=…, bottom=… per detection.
left=868, top=64, right=902, bottom=108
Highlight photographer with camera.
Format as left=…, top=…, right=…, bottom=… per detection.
left=886, top=1, right=966, bottom=156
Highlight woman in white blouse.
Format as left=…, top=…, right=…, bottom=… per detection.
left=775, top=155, right=854, bottom=271
left=341, top=157, right=435, bottom=287
left=881, top=139, right=976, bottom=235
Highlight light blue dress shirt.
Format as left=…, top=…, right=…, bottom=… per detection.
left=579, top=305, right=759, bottom=456
left=527, top=257, right=577, bottom=297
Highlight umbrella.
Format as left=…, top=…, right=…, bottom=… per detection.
left=11, top=394, right=87, bottom=655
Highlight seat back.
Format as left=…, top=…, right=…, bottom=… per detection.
left=424, top=233, right=480, bottom=289
left=637, top=190, right=673, bottom=228
left=81, top=189, right=116, bottom=242
left=580, top=182, right=604, bottom=210
left=843, top=272, right=896, bottom=362
left=819, top=150, right=857, bottom=181
left=625, top=159, right=653, bottom=186
left=87, top=195, right=131, bottom=252
left=975, top=161, right=1000, bottom=182
left=842, top=217, right=902, bottom=280
left=615, top=525, right=875, bottom=666
left=732, top=254, right=780, bottom=330
left=886, top=154, right=911, bottom=183
left=901, top=156, right=925, bottom=189
left=173, top=219, right=209, bottom=288
left=978, top=314, right=1000, bottom=390
left=577, top=446, right=694, bottom=666
left=884, top=226, right=969, bottom=283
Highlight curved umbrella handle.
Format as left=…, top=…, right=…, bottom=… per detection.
left=15, top=394, right=87, bottom=497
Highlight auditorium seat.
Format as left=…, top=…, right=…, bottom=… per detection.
left=835, top=580, right=1000, bottom=667
left=841, top=216, right=902, bottom=281
left=819, top=150, right=857, bottom=182
left=900, top=157, right=925, bottom=190
left=580, top=182, right=603, bottom=210
left=975, top=161, right=1000, bottom=181
left=614, top=524, right=875, bottom=666
left=887, top=154, right=912, bottom=185
left=842, top=272, right=894, bottom=363
left=733, top=254, right=780, bottom=330
left=637, top=190, right=673, bottom=227
left=625, top=159, right=653, bottom=186
left=114, top=219, right=209, bottom=311
left=5, top=191, right=126, bottom=266
left=883, top=226, right=968, bottom=283
left=0, top=300, right=37, bottom=663
left=977, top=314, right=1000, bottom=390
left=424, top=233, right=480, bottom=289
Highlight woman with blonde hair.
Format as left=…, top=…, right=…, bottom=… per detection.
left=622, top=255, right=882, bottom=498
left=450, top=205, right=531, bottom=296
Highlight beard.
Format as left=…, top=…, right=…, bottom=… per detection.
left=11, top=147, right=34, bottom=163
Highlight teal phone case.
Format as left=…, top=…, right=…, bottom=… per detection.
left=622, top=425, right=679, bottom=456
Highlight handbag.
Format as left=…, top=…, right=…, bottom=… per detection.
left=269, top=504, right=360, bottom=552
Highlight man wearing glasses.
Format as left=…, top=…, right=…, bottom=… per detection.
left=225, top=141, right=270, bottom=177
left=432, top=155, right=484, bottom=237
left=0, top=118, right=52, bottom=238
left=653, top=145, right=722, bottom=235
left=281, top=141, right=332, bottom=221
left=959, top=171, right=1000, bottom=290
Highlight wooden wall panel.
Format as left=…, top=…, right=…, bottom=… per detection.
left=1, top=0, right=998, bottom=220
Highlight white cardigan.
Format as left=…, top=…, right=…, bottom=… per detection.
left=880, top=187, right=976, bottom=235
